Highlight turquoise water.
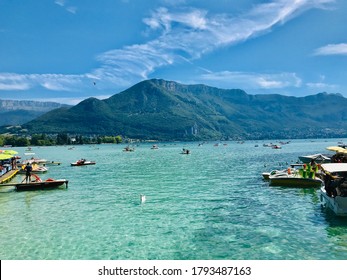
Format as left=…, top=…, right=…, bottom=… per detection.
left=1, top=139, right=347, bottom=260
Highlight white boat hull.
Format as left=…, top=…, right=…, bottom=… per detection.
left=320, top=187, right=347, bottom=216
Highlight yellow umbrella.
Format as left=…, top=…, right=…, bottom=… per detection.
left=0, top=149, right=18, bottom=155
left=326, top=146, right=347, bottom=153
left=0, top=153, right=13, bottom=160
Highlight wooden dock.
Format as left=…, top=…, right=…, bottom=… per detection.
left=0, top=169, right=19, bottom=184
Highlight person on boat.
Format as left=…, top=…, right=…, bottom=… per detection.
left=308, top=159, right=318, bottom=178
left=309, top=159, right=317, bottom=170
left=24, top=163, right=33, bottom=183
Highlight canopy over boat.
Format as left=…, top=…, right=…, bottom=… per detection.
left=320, top=163, right=347, bottom=173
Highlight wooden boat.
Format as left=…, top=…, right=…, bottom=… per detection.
left=71, top=159, right=96, bottom=166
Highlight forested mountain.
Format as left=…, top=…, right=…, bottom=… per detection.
left=13, top=79, right=347, bottom=140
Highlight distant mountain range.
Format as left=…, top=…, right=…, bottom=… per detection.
left=0, top=99, right=69, bottom=126
left=3, top=79, right=347, bottom=140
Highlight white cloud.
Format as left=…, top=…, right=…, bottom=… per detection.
left=66, top=6, right=77, bottom=14
left=54, top=0, right=77, bottom=14
left=1, top=0, right=335, bottom=96
left=199, top=71, right=302, bottom=89
left=94, top=0, right=335, bottom=85
left=306, top=82, right=338, bottom=90
left=54, top=0, right=65, bottom=7
left=0, top=73, right=91, bottom=92
left=0, top=73, right=32, bottom=90
left=313, top=43, right=347, bottom=56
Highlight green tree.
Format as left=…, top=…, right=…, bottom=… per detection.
left=115, top=135, right=122, bottom=144
left=57, top=133, right=69, bottom=145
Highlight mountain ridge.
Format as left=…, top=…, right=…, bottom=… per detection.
left=0, top=99, right=70, bottom=126
left=7, top=79, right=347, bottom=140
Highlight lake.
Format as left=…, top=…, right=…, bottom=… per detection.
left=1, top=138, right=347, bottom=260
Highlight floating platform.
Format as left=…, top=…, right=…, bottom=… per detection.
left=0, top=169, right=19, bottom=184
left=0, top=179, right=68, bottom=191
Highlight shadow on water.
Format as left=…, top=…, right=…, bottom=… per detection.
left=320, top=208, right=347, bottom=228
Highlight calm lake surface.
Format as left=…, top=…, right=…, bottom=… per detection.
left=1, top=139, right=347, bottom=260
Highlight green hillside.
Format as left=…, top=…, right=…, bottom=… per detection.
left=20, top=79, right=347, bottom=140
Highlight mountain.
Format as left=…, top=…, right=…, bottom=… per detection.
left=0, top=99, right=70, bottom=126
left=16, top=79, right=347, bottom=140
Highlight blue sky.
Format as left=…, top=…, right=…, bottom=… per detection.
left=0, top=0, right=347, bottom=105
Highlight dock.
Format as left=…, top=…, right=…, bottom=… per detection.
left=0, top=169, right=19, bottom=184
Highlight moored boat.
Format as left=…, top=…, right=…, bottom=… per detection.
left=0, top=174, right=68, bottom=191
left=320, top=163, right=347, bottom=216
left=298, top=153, right=331, bottom=164
left=262, top=164, right=303, bottom=180
left=18, top=164, right=48, bottom=174
left=269, top=167, right=323, bottom=188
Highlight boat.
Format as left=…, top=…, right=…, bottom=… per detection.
left=18, top=164, right=48, bottom=174
left=18, top=157, right=48, bottom=166
left=320, top=163, right=347, bottom=216
left=42, top=161, right=61, bottom=166
left=298, top=153, right=331, bottom=164
left=71, top=159, right=96, bottom=166
left=123, top=146, right=135, bottom=152
left=151, top=144, right=159, bottom=149
left=0, top=174, right=68, bottom=191
left=269, top=167, right=323, bottom=188
left=181, top=148, right=191, bottom=154
left=262, top=164, right=303, bottom=180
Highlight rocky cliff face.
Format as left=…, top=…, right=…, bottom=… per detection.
left=0, top=99, right=69, bottom=126
left=0, top=99, right=65, bottom=112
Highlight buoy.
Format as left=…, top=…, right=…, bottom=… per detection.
left=140, top=194, right=146, bottom=204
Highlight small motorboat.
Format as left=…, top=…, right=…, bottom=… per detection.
left=262, top=164, right=303, bottom=180
left=269, top=166, right=323, bottom=188
left=18, top=164, right=48, bottom=174
left=123, top=146, right=135, bottom=152
left=0, top=174, right=68, bottom=191
left=71, top=159, right=96, bottom=166
left=298, top=154, right=331, bottom=164
left=181, top=148, right=191, bottom=154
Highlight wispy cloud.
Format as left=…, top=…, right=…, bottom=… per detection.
left=54, top=0, right=77, bottom=14
left=1, top=0, right=335, bottom=96
left=0, top=73, right=89, bottom=92
left=198, top=70, right=302, bottom=90
left=0, top=73, right=32, bottom=90
left=306, top=82, right=338, bottom=90
left=313, top=43, right=347, bottom=56
left=93, top=0, right=334, bottom=86
left=54, top=0, right=65, bottom=7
